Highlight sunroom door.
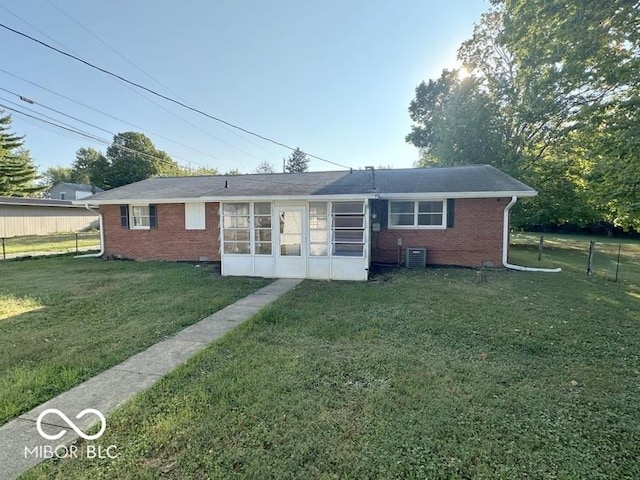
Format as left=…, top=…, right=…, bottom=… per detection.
left=275, top=206, right=306, bottom=278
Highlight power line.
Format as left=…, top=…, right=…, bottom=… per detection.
left=0, top=68, right=227, bottom=164
left=1, top=102, right=199, bottom=172
left=0, top=22, right=351, bottom=170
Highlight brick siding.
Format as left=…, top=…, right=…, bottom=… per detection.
left=100, top=203, right=220, bottom=261
left=371, top=198, right=507, bottom=268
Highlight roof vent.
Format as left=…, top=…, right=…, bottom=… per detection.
left=406, top=247, right=427, bottom=268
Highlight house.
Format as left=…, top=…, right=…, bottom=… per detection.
left=0, top=197, right=99, bottom=237
left=76, top=165, right=536, bottom=281
left=49, top=182, right=104, bottom=201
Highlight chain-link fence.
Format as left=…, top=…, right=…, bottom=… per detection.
left=510, top=233, right=640, bottom=283
left=1, top=231, right=100, bottom=259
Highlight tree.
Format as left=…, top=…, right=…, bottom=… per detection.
left=284, top=148, right=309, bottom=173
left=72, top=147, right=110, bottom=189
left=106, top=132, right=179, bottom=188
left=0, top=112, right=43, bottom=196
left=407, top=0, right=640, bottom=229
left=43, top=166, right=74, bottom=187
left=254, top=161, right=276, bottom=174
left=407, top=71, right=509, bottom=170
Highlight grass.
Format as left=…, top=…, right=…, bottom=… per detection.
left=511, top=232, right=640, bottom=282
left=1, top=232, right=100, bottom=255
left=23, top=241, right=640, bottom=479
left=0, top=256, right=270, bottom=425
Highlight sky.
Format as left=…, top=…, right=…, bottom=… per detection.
left=0, top=0, right=489, bottom=175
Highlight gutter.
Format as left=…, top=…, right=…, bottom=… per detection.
left=75, top=204, right=105, bottom=258
left=503, top=196, right=561, bottom=273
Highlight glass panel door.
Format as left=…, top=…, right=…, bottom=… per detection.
left=279, top=210, right=302, bottom=256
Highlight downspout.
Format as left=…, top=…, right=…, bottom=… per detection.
left=503, top=196, right=561, bottom=273
left=75, top=204, right=105, bottom=258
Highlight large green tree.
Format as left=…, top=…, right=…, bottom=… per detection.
left=407, top=0, right=640, bottom=229
left=106, top=132, right=179, bottom=188
left=0, top=112, right=42, bottom=197
left=72, top=147, right=111, bottom=189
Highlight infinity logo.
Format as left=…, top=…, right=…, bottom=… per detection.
left=36, top=408, right=106, bottom=441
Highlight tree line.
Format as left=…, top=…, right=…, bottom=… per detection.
left=406, top=0, right=638, bottom=232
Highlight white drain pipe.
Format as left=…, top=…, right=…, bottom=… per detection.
left=503, top=196, right=561, bottom=273
left=75, top=205, right=105, bottom=258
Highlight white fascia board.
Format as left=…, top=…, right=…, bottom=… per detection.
left=82, top=193, right=379, bottom=205
left=378, top=190, right=537, bottom=199
left=3, top=201, right=85, bottom=208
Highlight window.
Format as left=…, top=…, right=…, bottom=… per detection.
left=223, top=203, right=250, bottom=254
left=389, top=200, right=445, bottom=228
left=332, top=201, right=365, bottom=257
left=254, top=202, right=272, bottom=255
left=59, top=192, right=66, bottom=200
left=185, top=203, right=206, bottom=230
left=128, top=205, right=157, bottom=229
left=309, top=202, right=328, bottom=256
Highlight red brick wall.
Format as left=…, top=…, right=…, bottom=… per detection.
left=100, top=203, right=220, bottom=261
left=371, top=198, right=506, bottom=268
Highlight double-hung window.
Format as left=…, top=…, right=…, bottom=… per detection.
left=126, top=205, right=158, bottom=229
left=389, top=200, right=445, bottom=228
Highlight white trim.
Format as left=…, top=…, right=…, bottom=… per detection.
left=388, top=199, right=447, bottom=230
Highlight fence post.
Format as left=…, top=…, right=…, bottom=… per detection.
left=538, top=235, right=544, bottom=261
left=1, top=238, right=5, bottom=260
left=586, top=240, right=595, bottom=275
left=615, top=243, right=621, bottom=282
left=75, top=233, right=79, bottom=253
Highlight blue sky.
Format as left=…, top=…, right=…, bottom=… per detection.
left=0, top=0, right=489, bottom=174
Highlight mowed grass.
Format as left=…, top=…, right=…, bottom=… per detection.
left=25, top=247, right=640, bottom=478
left=0, top=257, right=270, bottom=425
left=2, top=232, right=100, bottom=255
left=511, top=232, right=640, bottom=281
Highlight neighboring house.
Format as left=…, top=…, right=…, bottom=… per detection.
left=49, top=182, right=104, bottom=201
left=0, top=197, right=99, bottom=237
left=79, top=165, right=536, bottom=281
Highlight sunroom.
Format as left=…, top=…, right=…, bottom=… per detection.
left=220, top=199, right=369, bottom=281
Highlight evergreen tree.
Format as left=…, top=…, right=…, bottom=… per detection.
left=0, top=112, right=42, bottom=196
left=284, top=147, right=309, bottom=173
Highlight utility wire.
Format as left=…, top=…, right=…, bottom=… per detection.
left=0, top=68, right=226, bottom=163
left=1, top=102, right=200, bottom=172
left=0, top=22, right=351, bottom=170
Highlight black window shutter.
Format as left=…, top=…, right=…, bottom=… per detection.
left=119, top=205, right=129, bottom=228
left=149, top=204, right=158, bottom=228
left=379, top=200, right=389, bottom=229
left=446, top=199, right=455, bottom=228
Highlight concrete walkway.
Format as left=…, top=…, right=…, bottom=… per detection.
left=0, top=278, right=302, bottom=480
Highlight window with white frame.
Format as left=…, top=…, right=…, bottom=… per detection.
left=389, top=200, right=445, bottom=228
left=130, top=205, right=151, bottom=229
left=332, top=201, right=365, bottom=257
left=185, top=203, right=206, bottom=230
left=222, top=203, right=250, bottom=254
left=253, top=202, right=272, bottom=255
left=309, top=202, right=328, bottom=256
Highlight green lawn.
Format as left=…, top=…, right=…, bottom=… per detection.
left=23, top=244, right=640, bottom=479
left=0, top=257, right=270, bottom=425
left=2, top=232, right=100, bottom=255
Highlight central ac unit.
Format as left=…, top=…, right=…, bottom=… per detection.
left=406, top=247, right=427, bottom=268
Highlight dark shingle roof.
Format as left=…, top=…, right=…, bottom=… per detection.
left=81, top=165, right=536, bottom=203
